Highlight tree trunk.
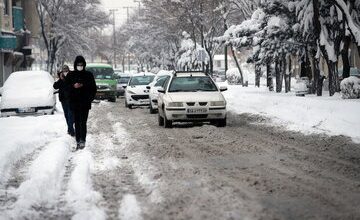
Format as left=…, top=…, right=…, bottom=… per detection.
left=285, top=55, right=291, bottom=93
left=327, top=61, right=338, bottom=96
left=275, top=59, right=282, bottom=93
left=341, top=35, right=351, bottom=79
left=266, top=63, right=273, bottom=91
left=255, top=64, right=261, bottom=87
left=230, top=46, right=244, bottom=85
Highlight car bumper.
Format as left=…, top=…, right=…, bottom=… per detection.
left=96, top=90, right=116, bottom=100
left=0, top=107, right=55, bottom=117
left=164, top=107, right=226, bottom=121
left=127, top=94, right=150, bottom=106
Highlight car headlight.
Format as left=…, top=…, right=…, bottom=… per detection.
left=210, top=101, right=226, bottom=106
left=167, top=102, right=184, bottom=107
left=127, top=90, right=136, bottom=94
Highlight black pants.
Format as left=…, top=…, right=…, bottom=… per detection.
left=72, top=106, right=89, bottom=143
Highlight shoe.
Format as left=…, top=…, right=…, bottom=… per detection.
left=69, top=131, right=75, bottom=137
left=78, top=142, right=85, bottom=150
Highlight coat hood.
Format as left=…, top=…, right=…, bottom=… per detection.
left=74, top=55, right=87, bottom=71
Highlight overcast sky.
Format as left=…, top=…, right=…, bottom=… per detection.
left=101, top=0, right=139, bottom=26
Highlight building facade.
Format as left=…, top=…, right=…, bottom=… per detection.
left=0, top=0, right=39, bottom=86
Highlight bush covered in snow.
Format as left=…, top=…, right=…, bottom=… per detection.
left=340, top=76, right=360, bottom=99
left=226, top=68, right=242, bottom=85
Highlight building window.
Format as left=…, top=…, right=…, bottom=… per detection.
left=3, top=0, right=9, bottom=15
left=216, top=60, right=222, bottom=68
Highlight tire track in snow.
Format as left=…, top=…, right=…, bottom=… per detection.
left=86, top=102, right=149, bottom=219
left=64, top=144, right=107, bottom=220
left=0, top=136, right=72, bottom=219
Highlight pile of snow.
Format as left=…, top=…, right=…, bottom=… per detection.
left=340, top=76, right=360, bottom=99
left=224, top=86, right=360, bottom=143
left=2, top=137, right=72, bottom=219
left=0, top=71, right=55, bottom=109
left=0, top=114, right=66, bottom=184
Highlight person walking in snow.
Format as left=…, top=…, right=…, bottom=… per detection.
left=66, top=56, right=97, bottom=150
left=53, top=65, right=75, bottom=136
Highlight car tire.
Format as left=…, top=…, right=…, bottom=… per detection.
left=164, top=116, right=173, bottom=128
left=109, top=96, right=116, bottom=102
left=158, top=114, right=164, bottom=126
left=128, top=104, right=133, bottom=109
left=216, top=118, right=226, bottom=127
left=150, top=103, right=156, bottom=114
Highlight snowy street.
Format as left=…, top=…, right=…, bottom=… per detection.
left=1, top=94, right=360, bottom=219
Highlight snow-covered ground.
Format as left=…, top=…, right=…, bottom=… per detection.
left=222, top=83, right=360, bottom=143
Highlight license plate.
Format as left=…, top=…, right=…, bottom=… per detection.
left=187, top=108, right=208, bottom=114
left=97, top=93, right=105, bottom=96
left=18, top=107, right=35, bottom=113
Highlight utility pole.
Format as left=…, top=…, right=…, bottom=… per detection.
left=122, top=6, right=135, bottom=71
left=110, top=9, right=118, bottom=69
left=122, top=6, right=135, bottom=23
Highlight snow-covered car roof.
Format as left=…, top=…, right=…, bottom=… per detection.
left=132, top=72, right=155, bottom=77
left=174, top=71, right=207, bottom=77
left=157, top=70, right=174, bottom=76
left=1, top=71, right=55, bottom=109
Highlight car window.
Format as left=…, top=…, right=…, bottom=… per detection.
left=87, top=67, right=115, bottom=80
left=118, top=77, right=130, bottom=84
left=154, top=76, right=170, bottom=87
left=129, top=75, right=155, bottom=86
left=168, top=76, right=218, bottom=92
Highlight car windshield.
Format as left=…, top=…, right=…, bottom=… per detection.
left=154, top=76, right=170, bottom=87
left=87, top=67, right=115, bottom=80
left=118, top=77, right=130, bottom=84
left=168, top=76, right=218, bottom=92
left=129, top=75, right=155, bottom=86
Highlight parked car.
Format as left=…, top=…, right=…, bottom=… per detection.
left=116, top=74, right=131, bottom=97
left=124, top=72, right=155, bottom=109
left=0, top=71, right=56, bottom=117
left=157, top=71, right=227, bottom=128
left=86, top=63, right=117, bottom=102
left=294, top=77, right=310, bottom=96
left=147, top=71, right=173, bottom=114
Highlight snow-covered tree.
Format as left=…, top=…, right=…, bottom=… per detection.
left=36, top=0, right=109, bottom=73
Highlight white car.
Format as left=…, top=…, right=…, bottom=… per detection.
left=157, top=71, right=227, bottom=128
left=0, top=71, right=56, bottom=117
left=124, top=72, right=155, bottom=109
left=147, top=71, right=173, bottom=114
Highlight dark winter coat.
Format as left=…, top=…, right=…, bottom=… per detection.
left=53, top=73, right=71, bottom=102
left=66, top=56, right=97, bottom=110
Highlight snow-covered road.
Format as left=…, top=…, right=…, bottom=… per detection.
left=1, top=96, right=360, bottom=219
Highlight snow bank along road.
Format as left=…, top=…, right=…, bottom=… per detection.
left=1, top=99, right=360, bottom=219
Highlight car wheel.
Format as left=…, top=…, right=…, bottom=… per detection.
left=158, top=114, right=164, bottom=126
left=128, top=104, right=133, bottom=109
left=216, top=118, right=226, bottom=127
left=150, top=103, right=156, bottom=114
left=109, top=97, right=116, bottom=102
left=164, top=116, right=173, bottom=128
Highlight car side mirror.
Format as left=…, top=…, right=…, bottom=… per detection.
left=146, top=86, right=151, bottom=90
left=158, top=88, right=165, bottom=93
left=220, top=86, right=228, bottom=92
left=122, top=85, right=127, bottom=89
